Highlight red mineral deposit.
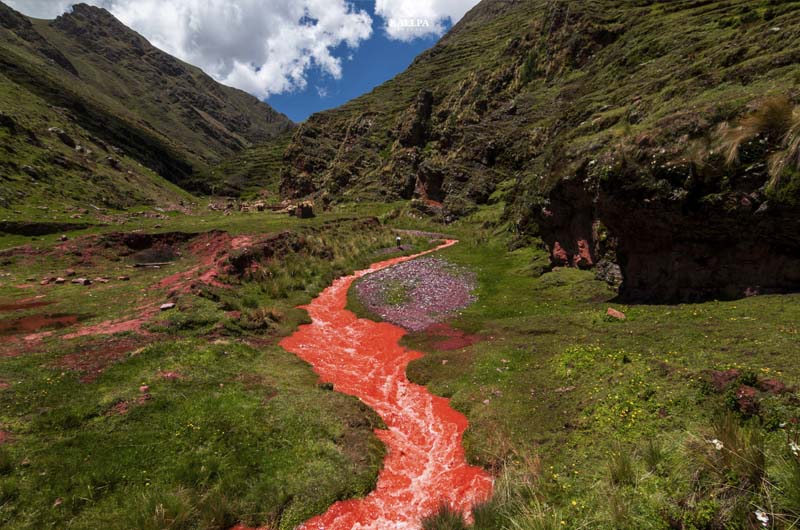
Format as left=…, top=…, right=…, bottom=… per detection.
left=278, top=241, right=493, bottom=530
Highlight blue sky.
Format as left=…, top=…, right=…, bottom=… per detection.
left=268, top=12, right=441, bottom=122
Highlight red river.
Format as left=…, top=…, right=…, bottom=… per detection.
left=279, top=240, right=493, bottom=529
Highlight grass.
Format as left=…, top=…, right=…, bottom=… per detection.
left=378, top=204, right=800, bottom=529
left=0, top=212, right=439, bottom=529
left=2, top=197, right=800, bottom=528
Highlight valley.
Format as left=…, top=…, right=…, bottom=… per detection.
left=2, top=1, right=800, bottom=529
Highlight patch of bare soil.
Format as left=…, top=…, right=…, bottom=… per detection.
left=0, top=313, right=80, bottom=336
left=51, top=336, right=150, bottom=382
left=424, top=323, right=483, bottom=351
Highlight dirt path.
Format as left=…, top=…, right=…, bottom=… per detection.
left=279, top=241, right=493, bottom=529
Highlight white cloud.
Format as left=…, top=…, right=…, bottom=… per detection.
left=5, top=0, right=373, bottom=98
left=4, top=0, right=482, bottom=97
left=374, top=0, right=480, bottom=41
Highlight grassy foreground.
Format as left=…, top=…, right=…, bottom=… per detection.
left=0, top=209, right=433, bottom=529
left=2, top=202, right=800, bottom=529
left=385, top=206, right=800, bottom=530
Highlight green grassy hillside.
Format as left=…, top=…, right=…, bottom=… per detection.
left=282, top=0, right=800, bottom=301
left=0, top=1, right=293, bottom=208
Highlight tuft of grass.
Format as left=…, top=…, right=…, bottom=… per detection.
left=719, top=95, right=794, bottom=166
left=125, top=486, right=195, bottom=530
left=608, top=444, right=636, bottom=487
left=421, top=503, right=469, bottom=530
left=642, top=438, right=667, bottom=475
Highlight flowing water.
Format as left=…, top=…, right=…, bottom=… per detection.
left=280, top=240, right=493, bottom=529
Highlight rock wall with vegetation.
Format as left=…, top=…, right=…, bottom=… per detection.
left=282, top=0, right=800, bottom=301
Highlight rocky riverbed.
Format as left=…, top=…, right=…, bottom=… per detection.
left=355, top=257, right=476, bottom=331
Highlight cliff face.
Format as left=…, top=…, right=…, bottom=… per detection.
left=282, top=0, right=800, bottom=301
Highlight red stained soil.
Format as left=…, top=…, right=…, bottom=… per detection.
left=0, top=431, right=11, bottom=444
left=276, top=240, right=492, bottom=530
left=425, top=323, right=482, bottom=351
left=157, top=371, right=184, bottom=381
left=62, top=307, right=157, bottom=340
left=66, top=233, right=254, bottom=339
left=157, top=232, right=253, bottom=293
left=106, top=393, right=151, bottom=416
left=0, top=314, right=78, bottom=336
left=0, top=297, right=51, bottom=312
left=52, top=336, right=148, bottom=382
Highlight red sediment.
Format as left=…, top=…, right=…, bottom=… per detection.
left=52, top=336, right=148, bottom=382
left=0, top=314, right=78, bottom=336
left=279, top=240, right=493, bottom=530
left=0, top=297, right=51, bottom=312
left=426, top=323, right=482, bottom=351
left=64, top=233, right=253, bottom=340
left=157, top=233, right=253, bottom=292
left=0, top=430, right=11, bottom=444
left=62, top=306, right=157, bottom=339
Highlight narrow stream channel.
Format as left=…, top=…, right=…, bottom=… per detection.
left=280, top=240, right=493, bottom=529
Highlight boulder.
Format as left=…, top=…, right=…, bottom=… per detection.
left=606, top=307, right=627, bottom=320
left=160, top=302, right=176, bottom=311
left=294, top=201, right=315, bottom=219
left=47, top=127, right=76, bottom=148
left=71, top=278, right=92, bottom=285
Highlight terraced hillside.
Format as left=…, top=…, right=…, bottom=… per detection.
left=282, top=0, right=800, bottom=301
left=0, top=1, right=293, bottom=210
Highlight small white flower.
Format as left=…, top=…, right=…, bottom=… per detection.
left=755, top=509, right=769, bottom=527
left=790, top=441, right=800, bottom=456
left=709, top=438, right=724, bottom=451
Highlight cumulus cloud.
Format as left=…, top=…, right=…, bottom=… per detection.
left=375, top=0, right=481, bottom=41
left=6, top=0, right=373, bottom=98
left=5, top=1, right=481, bottom=97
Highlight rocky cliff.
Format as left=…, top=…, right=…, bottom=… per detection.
left=282, top=0, right=800, bottom=301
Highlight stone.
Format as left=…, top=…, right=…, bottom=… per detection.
left=117, top=276, right=130, bottom=281
left=59, top=235, right=68, bottom=242
left=94, top=277, right=110, bottom=284
left=40, top=279, right=50, bottom=286
left=606, top=307, right=627, bottom=320
left=294, top=201, right=315, bottom=219
left=65, top=269, right=76, bottom=277
left=53, top=277, right=66, bottom=284
left=47, top=127, right=75, bottom=148
left=71, top=278, right=92, bottom=286
left=160, top=302, right=176, bottom=311
left=139, top=385, right=149, bottom=393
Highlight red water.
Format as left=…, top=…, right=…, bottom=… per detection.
left=279, top=240, right=493, bottom=530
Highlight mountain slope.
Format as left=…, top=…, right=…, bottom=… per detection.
left=0, top=1, right=293, bottom=207
left=282, top=0, right=800, bottom=301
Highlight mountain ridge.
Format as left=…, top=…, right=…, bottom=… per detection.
left=0, top=1, right=292, bottom=209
